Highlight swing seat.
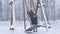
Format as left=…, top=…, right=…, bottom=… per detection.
left=26, top=25, right=46, bottom=31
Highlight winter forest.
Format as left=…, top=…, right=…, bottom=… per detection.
left=0, top=0, right=60, bottom=34
left=0, top=0, right=58, bottom=21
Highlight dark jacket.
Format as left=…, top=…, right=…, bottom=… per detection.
left=29, top=11, right=35, bottom=19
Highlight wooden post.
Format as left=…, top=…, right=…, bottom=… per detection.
left=39, top=0, right=48, bottom=31
left=23, top=0, right=26, bottom=31
left=9, top=0, right=15, bottom=30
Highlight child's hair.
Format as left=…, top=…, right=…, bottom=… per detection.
left=30, top=10, right=32, bottom=12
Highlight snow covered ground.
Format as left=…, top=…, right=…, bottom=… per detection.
left=0, top=20, right=60, bottom=34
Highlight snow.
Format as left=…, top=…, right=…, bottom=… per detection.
left=0, top=20, right=60, bottom=34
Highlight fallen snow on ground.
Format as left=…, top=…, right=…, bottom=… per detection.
left=0, top=20, right=60, bottom=34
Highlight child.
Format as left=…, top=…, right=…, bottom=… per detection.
left=28, top=10, right=38, bottom=32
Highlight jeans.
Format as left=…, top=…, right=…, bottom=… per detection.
left=31, top=17, right=37, bottom=25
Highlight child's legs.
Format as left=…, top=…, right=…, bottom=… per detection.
left=31, top=18, right=37, bottom=25
left=31, top=18, right=38, bottom=32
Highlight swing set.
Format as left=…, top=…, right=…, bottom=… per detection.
left=9, top=0, right=51, bottom=32
left=23, top=0, right=50, bottom=32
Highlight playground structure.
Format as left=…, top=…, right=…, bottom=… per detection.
left=0, top=0, right=56, bottom=32
left=8, top=0, right=55, bottom=31
left=8, top=0, right=48, bottom=31
left=23, top=0, right=50, bottom=32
